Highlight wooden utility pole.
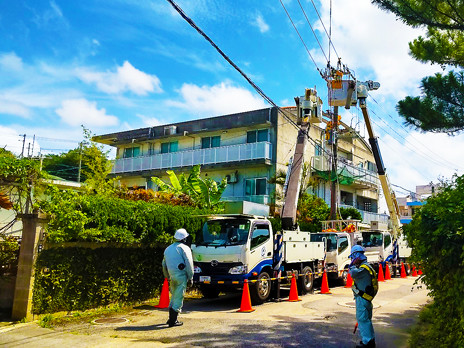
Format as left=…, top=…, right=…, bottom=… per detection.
left=20, top=134, right=26, bottom=157
left=330, top=106, right=339, bottom=220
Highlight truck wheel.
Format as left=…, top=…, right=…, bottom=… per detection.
left=250, top=271, right=271, bottom=304
left=339, top=268, right=349, bottom=287
left=200, top=285, right=220, bottom=298
left=299, top=266, right=314, bottom=294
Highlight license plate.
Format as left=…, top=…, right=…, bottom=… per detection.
left=199, top=276, right=211, bottom=282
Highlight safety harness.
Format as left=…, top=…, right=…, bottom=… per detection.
left=352, top=263, right=378, bottom=302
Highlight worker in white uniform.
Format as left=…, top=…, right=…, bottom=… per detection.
left=162, top=228, right=194, bottom=327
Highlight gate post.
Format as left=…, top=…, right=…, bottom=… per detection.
left=11, top=213, right=47, bottom=321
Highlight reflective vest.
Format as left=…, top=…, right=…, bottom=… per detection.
left=352, top=263, right=378, bottom=301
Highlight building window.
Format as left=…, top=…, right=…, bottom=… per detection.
left=201, top=136, right=221, bottom=149
left=366, top=161, right=376, bottom=172
left=247, top=129, right=269, bottom=143
left=123, top=146, right=140, bottom=158
left=161, top=141, right=178, bottom=154
left=315, top=141, right=322, bottom=156
left=245, top=178, right=267, bottom=196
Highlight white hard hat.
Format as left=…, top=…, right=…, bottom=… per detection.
left=174, top=228, right=189, bottom=241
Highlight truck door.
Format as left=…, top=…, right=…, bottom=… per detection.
left=337, top=234, right=350, bottom=268
left=249, top=222, right=273, bottom=272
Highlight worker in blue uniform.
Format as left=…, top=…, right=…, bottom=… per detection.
left=162, top=228, right=194, bottom=327
left=349, top=245, right=378, bottom=348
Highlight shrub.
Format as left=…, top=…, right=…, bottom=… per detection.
left=32, top=245, right=165, bottom=314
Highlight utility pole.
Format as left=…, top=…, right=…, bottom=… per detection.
left=31, top=135, right=35, bottom=157
left=330, top=106, right=339, bottom=220
left=27, top=143, right=31, bottom=158
left=20, top=134, right=26, bottom=157
left=77, top=142, right=83, bottom=183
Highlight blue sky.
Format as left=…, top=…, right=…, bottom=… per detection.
left=1, top=0, right=463, bottom=203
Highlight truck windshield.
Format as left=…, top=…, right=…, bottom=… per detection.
left=362, top=232, right=383, bottom=247
left=195, top=219, right=251, bottom=246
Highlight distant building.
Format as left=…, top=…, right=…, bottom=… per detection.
left=397, top=184, right=436, bottom=224
left=94, top=106, right=388, bottom=223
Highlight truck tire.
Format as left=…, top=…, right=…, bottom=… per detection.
left=339, top=267, right=350, bottom=287
left=200, top=284, right=220, bottom=298
left=298, top=266, right=314, bottom=294
left=250, top=271, right=271, bottom=304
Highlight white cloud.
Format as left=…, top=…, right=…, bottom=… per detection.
left=0, top=52, right=23, bottom=71
left=77, top=61, right=162, bottom=96
left=56, top=99, right=119, bottom=127
left=167, top=82, right=268, bottom=116
left=253, top=14, right=270, bottom=33
left=317, top=0, right=440, bottom=99
left=136, top=114, right=165, bottom=127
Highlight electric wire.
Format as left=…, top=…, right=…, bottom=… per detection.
left=308, top=0, right=340, bottom=60
left=368, top=94, right=463, bottom=171
left=278, top=0, right=324, bottom=76
left=296, top=0, right=328, bottom=63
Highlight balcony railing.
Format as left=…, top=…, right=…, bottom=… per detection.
left=112, top=142, right=272, bottom=174
left=339, top=204, right=389, bottom=225
left=222, top=195, right=270, bottom=205
left=312, top=155, right=379, bottom=188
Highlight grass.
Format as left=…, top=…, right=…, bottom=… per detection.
left=36, top=288, right=203, bottom=329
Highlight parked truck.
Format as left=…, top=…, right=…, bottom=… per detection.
left=192, top=214, right=325, bottom=303
left=192, top=88, right=326, bottom=304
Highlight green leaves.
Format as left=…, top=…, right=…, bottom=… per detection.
left=152, top=165, right=227, bottom=209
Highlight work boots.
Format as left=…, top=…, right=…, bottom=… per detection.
left=356, top=339, right=376, bottom=348
left=167, top=308, right=183, bottom=327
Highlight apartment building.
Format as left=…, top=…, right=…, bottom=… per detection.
left=93, top=106, right=387, bottom=223
left=397, top=184, right=436, bottom=224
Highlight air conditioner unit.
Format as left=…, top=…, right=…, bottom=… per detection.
left=226, top=172, right=238, bottom=184
left=164, top=126, right=177, bottom=135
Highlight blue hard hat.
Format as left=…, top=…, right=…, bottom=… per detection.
left=349, top=245, right=365, bottom=258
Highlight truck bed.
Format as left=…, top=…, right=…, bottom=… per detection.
left=282, top=230, right=325, bottom=263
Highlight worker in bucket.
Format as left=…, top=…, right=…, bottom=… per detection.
left=349, top=245, right=378, bottom=348
left=162, top=228, right=194, bottom=327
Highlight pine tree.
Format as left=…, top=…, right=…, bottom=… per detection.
left=371, top=0, right=464, bottom=133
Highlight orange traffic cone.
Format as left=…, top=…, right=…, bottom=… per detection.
left=378, top=264, right=385, bottom=282
left=345, top=272, right=353, bottom=288
left=384, top=263, right=392, bottom=280
left=400, top=262, right=407, bottom=278
left=418, top=268, right=423, bottom=275
left=287, top=274, right=302, bottom=302
left=155, top=278, right=170, bottom=308
left=237, top=279, right=255, bottom=312
left=319, top=269, right=331, bottom=294
left=412, top=266, right=418, bottom=277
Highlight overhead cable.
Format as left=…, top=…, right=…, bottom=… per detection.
left=308, top=0, right=340, bottom=60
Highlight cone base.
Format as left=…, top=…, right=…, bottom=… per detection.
left=287, top=298, right=302, bottom=302
left=319, top=291, right=332, bottom=294
left=154, top=305, right=169, bottom=308
left=237, top=308, right=255, bottom=313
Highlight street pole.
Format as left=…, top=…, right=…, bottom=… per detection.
left=20, top=134, right=26, bottom=157
left=330, top=106, right=338, bottom=220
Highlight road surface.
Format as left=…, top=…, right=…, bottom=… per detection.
left=0, top=275, right=428, bottom=347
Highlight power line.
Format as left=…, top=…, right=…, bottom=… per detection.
left=308, top=0, right=340, bottom=61
left=278, top=0, right=324, bottom=76
left=296, top=0, right=328, bottom=63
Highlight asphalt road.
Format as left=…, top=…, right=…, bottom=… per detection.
left=0, top=276, right=428, bottom=348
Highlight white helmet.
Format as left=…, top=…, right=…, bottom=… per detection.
left=174, top=228, right=189, bottom=241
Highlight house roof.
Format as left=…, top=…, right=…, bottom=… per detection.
left=93, top=107, right=278, bottom=146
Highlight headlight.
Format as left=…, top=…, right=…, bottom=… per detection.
left=194, top=265, right=202, bottom=274
left=229, top=265, right=247, bottom=274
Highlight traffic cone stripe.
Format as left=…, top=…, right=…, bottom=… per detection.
left=155, top=278, right=170, bottom=308
left=237, top=279, right=255, bottom=312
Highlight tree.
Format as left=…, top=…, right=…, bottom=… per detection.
left=152, top=165, right=227, bottom=210
left=42, top=149, right=82, bottom=182
left=297, top=193, right=330, bottom=232
left=372, top=0, right=464, bottom=133
left=403, top=174, right=464, bottom=346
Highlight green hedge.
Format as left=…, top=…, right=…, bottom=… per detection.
left=41, top=188, right=208, bottom=243
left=33, top=245, right=166, bottom=314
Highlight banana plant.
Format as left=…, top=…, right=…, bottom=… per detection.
left=152, top=165, right=227, bottom=209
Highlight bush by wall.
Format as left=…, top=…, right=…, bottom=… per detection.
left=32, top=244, right=166, bottom=314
